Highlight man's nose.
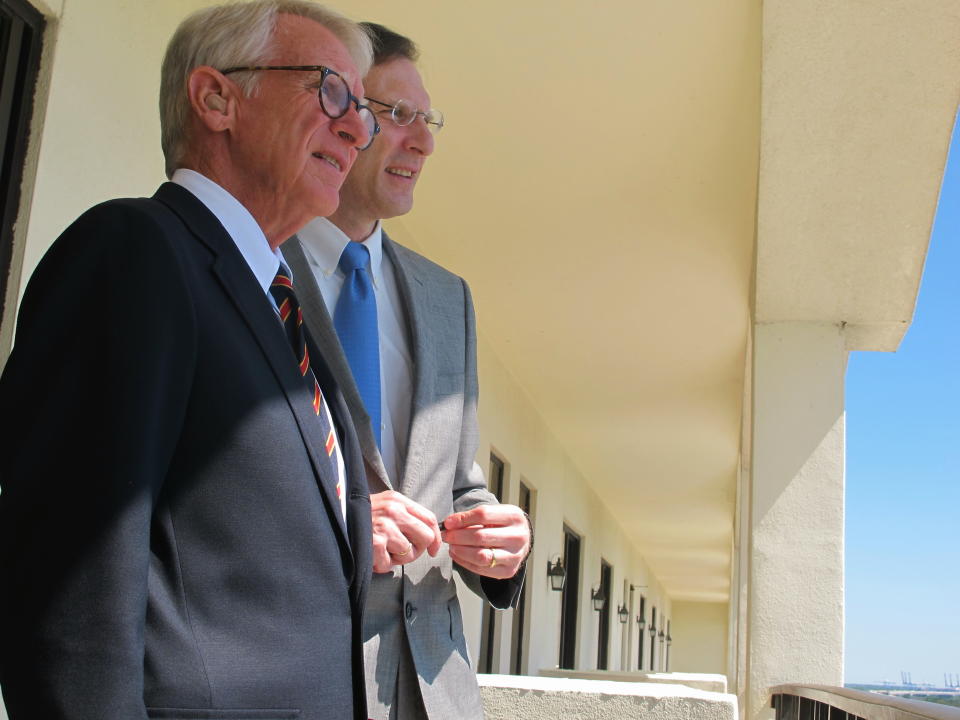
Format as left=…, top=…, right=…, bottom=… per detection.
left=332, top=108, right=370, bottom=149
left=407, top=117, right=435, bottom=156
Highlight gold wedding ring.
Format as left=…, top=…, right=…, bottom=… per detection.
left=488, top=548, right=498, bottom=568
left=395, top=544, right=412, bottom=557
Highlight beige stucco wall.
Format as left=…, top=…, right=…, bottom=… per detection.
left=5, top=0, right=207, bottom=360
left=429, top=324, right=674, bottom=676
left=539, top=669, right=728, bottom=694
left=671, top=601, right=729, bottom=676
left=756, top=0, right=960, bottom=352
left=745, top=322, right=846, bottom=720
left=480, top=675, right=738, bottom=720
left=20, top=0, right=204, bottom=280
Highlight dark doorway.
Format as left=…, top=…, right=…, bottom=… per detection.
left=510, top=481, right=532, bottom=675
left=478, top=453, right=505, bottom=673
left=596, top=560, right=612, bottom=669
left=650, top=606, right=657, bottom=671
left=1, top=0, right=45, bottom=317
left=665, top=619, right=671, bottom=671
left=637, top=595, right=646, bottom=670
left=558, top=524, right=581, bottom=669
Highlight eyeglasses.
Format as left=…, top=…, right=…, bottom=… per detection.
left=365, top=97, right=444, bottom=134
left=220, top=65, right=380, bottom=150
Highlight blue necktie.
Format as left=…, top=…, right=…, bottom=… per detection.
left=334, top=242, right=381, bottom=448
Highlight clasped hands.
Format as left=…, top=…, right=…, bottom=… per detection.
left=370, top=490, right=531, bottom=579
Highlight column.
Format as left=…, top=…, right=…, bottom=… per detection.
left=746, top=322, right=846, bottom=720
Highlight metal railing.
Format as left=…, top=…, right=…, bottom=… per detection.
left=772, top=685, right=960, bottom=720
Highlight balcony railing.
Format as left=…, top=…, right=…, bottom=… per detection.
left=539, top=668, right=728, bottom=693
left=772, top=685, right=960, bottom=720
left=480, top=673, right=737, bottom=720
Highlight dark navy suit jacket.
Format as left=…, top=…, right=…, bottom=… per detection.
left=0, top=183, right=372, bottom=720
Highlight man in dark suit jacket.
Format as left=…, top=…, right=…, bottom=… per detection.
left=0, top=3, right=379, bottom=719
left=282, top=24, right=531, bottom=720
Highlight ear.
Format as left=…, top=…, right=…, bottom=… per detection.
left=187, top=66, right=237, bottom=133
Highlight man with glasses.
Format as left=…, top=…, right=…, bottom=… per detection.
left=281, top=24, right=531, bottom=720
left=0, top=3, right=376, bottom=719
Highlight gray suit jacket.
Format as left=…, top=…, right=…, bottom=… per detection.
left=282, top=233, right=524, bottom=719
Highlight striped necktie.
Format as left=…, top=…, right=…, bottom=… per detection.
left=270, top=265, right=344, bottom=511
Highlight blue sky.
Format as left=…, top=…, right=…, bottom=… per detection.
left=844, top=116, right=960, bottom=686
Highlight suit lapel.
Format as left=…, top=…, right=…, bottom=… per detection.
left=153, top=183, right=352, bottom=555
left=382, top=234, right=436, bottom=495
left=282, top=236, right=392, bottom=491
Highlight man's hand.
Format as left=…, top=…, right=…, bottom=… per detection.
left=441, top=504, right=531, bottom=579
left=370, top=491, right=442, bottom=573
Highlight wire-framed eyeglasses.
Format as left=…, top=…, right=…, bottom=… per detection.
left=220, top=65, right=380, bottom=150
left=365, top=97, right=444, bottom=134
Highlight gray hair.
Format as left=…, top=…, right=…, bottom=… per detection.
left=160, top=0, right=373, bottom=178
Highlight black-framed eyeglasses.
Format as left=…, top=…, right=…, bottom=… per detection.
left=365, top=97, right=444, bottom=134
left=220, top=65, right=380, bottom=150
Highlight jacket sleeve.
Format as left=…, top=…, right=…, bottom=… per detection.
left=449, top=279, right=525, bottom=610
left=0, top=201, right=196, bottom=720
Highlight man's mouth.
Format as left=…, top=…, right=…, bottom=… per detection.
left=386, top=167, right=414, bottom=178
left=313, top=152, right=341, bottom=171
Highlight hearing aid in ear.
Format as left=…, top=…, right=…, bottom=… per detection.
left=204, top=94, right=227, bottom=111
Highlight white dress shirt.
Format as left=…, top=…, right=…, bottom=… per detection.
left=296, top=216, right=414, bottom=487
left=171, top=169, right=347, bottom=520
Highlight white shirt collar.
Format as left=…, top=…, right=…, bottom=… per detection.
left=171, top=168, right=284, bottom=292
left=297, top=216, right=383, bottom=285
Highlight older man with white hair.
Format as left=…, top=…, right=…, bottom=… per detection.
left=0, top=3, right=378, bottom=719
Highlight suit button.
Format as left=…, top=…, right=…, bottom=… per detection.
left=405, top=602, right=415, bottom=620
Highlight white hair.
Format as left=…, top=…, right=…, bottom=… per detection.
left=159, top=0, right=373, bottom=178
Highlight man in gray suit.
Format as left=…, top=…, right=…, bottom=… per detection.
left=281, top=23, right=531, bottom=720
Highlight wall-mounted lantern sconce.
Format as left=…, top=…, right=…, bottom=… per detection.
left=617, top=604, right=629, bottom=624
left=658, top=629, right=666, bottom=643
left=591, top=585, right=606, bottom=612
left=636, top=614, right=646, bottom=630
left=666, top=633, right=673, bottom=647
left=546, top=556, right=566, bottom=592
left=649, top=621, right=657, bottom=638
